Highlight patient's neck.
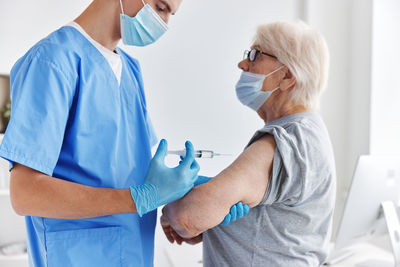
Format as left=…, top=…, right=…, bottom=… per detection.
left=258, top=102, right=310, bottom=124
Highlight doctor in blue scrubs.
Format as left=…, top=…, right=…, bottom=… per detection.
left=0, top=0, right=248, bottom=266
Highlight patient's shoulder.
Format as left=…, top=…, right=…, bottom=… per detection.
left=230, top=133, right=276, bottom=207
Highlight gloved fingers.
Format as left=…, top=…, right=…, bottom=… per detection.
left=178, top=155, right=184, bottom=165
left=243, top=204, right=250, bottom=215
left=221, top=214, right=231, bottom=226
left=180, top=141, right=195, bottom=168
left=190, top=159, right=200, bottom=171
left=189, top=174, right=198, bottom=188
left=199, top=176, right=213, bottom=183
left=236, top=202, right=244, bottom=218
left=153, top=139, right=168, bottom=163
left=194, top=176, right=212, bottom=187
left=230, top=205, right=237, bottom=222
left=189, top=161, right=200, bottom=187
left=193, top=175, right=200, bottom=187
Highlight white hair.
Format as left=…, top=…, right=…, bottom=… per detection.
left=253, top=20, right=330, bottom=110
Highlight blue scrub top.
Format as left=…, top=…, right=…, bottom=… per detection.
left=0, top=26, right=158, bottom=267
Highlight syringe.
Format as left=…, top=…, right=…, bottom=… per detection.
left=167, top=149, right=231, bottom=158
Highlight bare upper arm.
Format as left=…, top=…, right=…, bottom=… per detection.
left=162, top=134, right=275, bottom=237
left=10, top=163, right=44, bottom=192
left=10, top=163, right=41, bottom=193
left=10, top=163, right=44, bottom=214
left=220, top=133, right=276, bottom=207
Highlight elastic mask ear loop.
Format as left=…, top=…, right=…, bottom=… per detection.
left=141, top=0, right=146, bottom=6
left=268, top=65, right=286, bottom=92
left=265, top=65, right=285, bottom=78
left=119, top=0, right=125, bottom=14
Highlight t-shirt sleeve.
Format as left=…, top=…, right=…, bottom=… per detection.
left=0, top=53, right=75, bottom=176
left=256, top=125, right=306, bottom=206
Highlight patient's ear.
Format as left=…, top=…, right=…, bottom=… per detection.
left=279, top=68, right=296, bottom=92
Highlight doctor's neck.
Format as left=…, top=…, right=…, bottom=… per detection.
left=74, top=0, right=141, bottom=52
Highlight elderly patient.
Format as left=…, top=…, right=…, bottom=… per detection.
left=161, top=20, right=336, bottom=266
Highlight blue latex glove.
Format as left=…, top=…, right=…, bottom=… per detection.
left=194, top=176, right=250, bottom=226
left=130, top=139, right=200, bottom=216
left=194, top=175, right=212, bottom=187
left=221, top=202, right=250, bottom=226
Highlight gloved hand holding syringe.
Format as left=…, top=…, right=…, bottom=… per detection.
left=167, top=149, right=231, bottom=158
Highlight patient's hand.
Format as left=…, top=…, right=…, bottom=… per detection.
left=161, top=214, right=203, bottom=245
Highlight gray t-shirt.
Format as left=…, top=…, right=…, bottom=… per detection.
left=203, top=112, right=336, bottom=267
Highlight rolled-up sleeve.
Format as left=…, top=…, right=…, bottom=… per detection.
left=254, top=125, right=304, bottom=206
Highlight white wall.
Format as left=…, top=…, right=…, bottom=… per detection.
left=347, top=0, right=374, bottom=191
left=370, top=0, right=400, bottom=154
left=307, top=0, right=354, bottom=238
left=308, top=0, right=400, bottom=241
left=0, top=0, right=92, bottom=74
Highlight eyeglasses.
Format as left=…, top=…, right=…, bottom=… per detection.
left=243, top=48, right=277, bottom=62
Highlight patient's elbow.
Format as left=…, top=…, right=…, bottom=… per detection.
left=174, top=208, right=203, bottom=239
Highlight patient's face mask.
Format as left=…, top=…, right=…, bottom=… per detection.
left=119, top=0, right=168, bottom=46
left=235, top=66, right=284, bottom=111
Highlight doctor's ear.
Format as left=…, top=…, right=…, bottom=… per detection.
left=279, top=68, right=296, bottom=92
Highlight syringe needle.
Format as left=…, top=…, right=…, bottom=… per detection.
left=213, top=153, right=232, bottom=157
left=167, top=150, right=232, bottom=158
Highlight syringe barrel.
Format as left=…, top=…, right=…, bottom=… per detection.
left=179, top=150, right=214, bottom=158
left=167, top=150, right=214, bottom=158
left=196, top=150, right=214, bottom=158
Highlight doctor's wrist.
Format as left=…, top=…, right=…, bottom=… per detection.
left=114, top=189, right=138, bottom=214
left=129, top=183, right=158, bottom=217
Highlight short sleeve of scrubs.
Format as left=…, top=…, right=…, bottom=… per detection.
left=0, top=51, right=75, bottom=176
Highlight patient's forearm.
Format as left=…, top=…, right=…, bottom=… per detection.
left=163, top=185, right=229, bottom=238
left=163, top=134, right=275, bottom=238
left=163, top=170, right=243, bottom=238
left=163, top=183, right=233, bottom=238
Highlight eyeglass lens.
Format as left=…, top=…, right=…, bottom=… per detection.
left=243, top=49, right=259, bottom=62
left=249, top=49, right=258, bottom=61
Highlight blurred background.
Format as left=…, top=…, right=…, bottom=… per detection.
left=0, top=0, right=399, bottom=266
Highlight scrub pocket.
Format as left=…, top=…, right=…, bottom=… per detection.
left=46, top=226, right=121, bottom=267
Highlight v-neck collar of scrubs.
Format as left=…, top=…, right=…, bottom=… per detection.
left=66, top=21, right=122, bottom=87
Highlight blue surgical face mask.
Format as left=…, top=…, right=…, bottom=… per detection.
left=119, top=0, right=168, bottom=46
left=235, top=66, right=285, bottom=111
